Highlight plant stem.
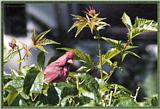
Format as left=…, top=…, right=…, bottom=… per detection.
left=17, top=46, right=22, bottom=72
left=108, top=91, right=113, bottom=106
left=76, top=75, right=79, bottom=89
left=106, top=65, right=116, bottom=82
left=98, top=38, right=103, bottom=79
left=133, top=87, right=140, bottom=102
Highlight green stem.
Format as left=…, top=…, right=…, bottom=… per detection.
left=105, top=69, right=114, bottom=82
left=76, top=75, right=79, bottom=90
left=17, top=46, right=22, bottom=72
left=98, top=38, right=103, bottom=79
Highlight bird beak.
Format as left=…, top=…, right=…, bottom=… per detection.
left=67, top=59, right=74, bottom=64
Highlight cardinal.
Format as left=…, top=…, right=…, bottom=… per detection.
left=44, top=50, right=75, bottom=83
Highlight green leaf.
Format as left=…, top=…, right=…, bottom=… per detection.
left=128, top=51, right=140, bottom=58
left=30, top=71, right=44, bottom=94
left=38, top=38, right=60, bottom=46
left=121, top=12, right=132, bottom=31
left=101, top=37, right=119, bottom=45
left=79, top=74, right=99, bottom=98
left=151, top=96, right=158, bottom=106
left=35, top=45, right=47, bottom=53
left=104, top=45, right=137, bottom=60
left=132, top=17, right=158, bottom=38
left=37, top=29, right=51, bottom=42
left=19, top=99, right=28, bottom=106
left=96, top=78, right=108, bottom=94
left=76, top=66, right=91, bottom=73
left=82, top=100, right=96, bottom=107
left=4, top=49, right=19, bottom=64
left=32, top=29, right=60, bottom=52
left=121, top=51, right=129, bottom=62
left=109, top=84, right=132, bottom=96
left=10, top=69, right=19, bottom=79
left=37, top=84, right=59, bottom=105
left=19, top=92, right=29, bottom=100
left=4, top=78, right=24, bottom=93
left=122, top=51, right=140, bottom=62
left=5, top=92, right=19, bottom=105
left=37, top=51, right=45, bottom=68
left=78, top=96, right=92, bottom=106
left=68, top=19, right=88, bottom=37
left=104, top=48, right=120, bottom=60
left=23, top=67, right=40, bottom=94
left=113, top=97, right=138, bottom=107
left=101, top=54, right=112, bottom=65
left=56, top=82, right=78, bottom=99
left=31, top=29, right=37, bottom=45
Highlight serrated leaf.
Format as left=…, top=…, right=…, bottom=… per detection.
left=104, top=45, right=137, bottom=61
left=105, top=48, right=120, bottom=60
left=101, top=37, right=119, bottom=45
left=132, top=17, right=158, bottom=38
left=121, top=12, right=132, bottom=31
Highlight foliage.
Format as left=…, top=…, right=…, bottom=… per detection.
left=3, top=7, right=158, bottom=107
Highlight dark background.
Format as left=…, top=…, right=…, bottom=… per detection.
left=3, top=2, right=158, bottom=101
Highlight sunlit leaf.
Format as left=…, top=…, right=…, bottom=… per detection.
left=23, top=67, right=40, bottom=94
left=38, top=38, right=60, bottom=46
left=32, top=29, right=60, bottom=52
left=4, top=78, right=24, bottom=93
left=101, top=37, right=119, bottom=45
left=35, top=45, right=47, bottom=53
left=69, top=20, right=88, bottom=37
left=132, top=17, right=158, bottom=38
left=30, top=72, right=44, bottom=94
left=121, top=12, right=132, bottom=32
left=37, top=29, right=51, bottom=42
left=19, top=92, right=29, bottom=100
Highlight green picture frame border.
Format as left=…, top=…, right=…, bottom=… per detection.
left=0, top=0, right=159, bottom=108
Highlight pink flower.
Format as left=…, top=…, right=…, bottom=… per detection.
left=44, top=50, right=75, bottom=83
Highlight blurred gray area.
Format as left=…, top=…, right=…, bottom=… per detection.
left=3, top=3, right=158, bottom=101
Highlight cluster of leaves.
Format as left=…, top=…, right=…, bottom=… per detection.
left=3, top=7, right=158, bottom=107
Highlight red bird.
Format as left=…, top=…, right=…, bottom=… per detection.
left=44, top=50, right=75, bottom=83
